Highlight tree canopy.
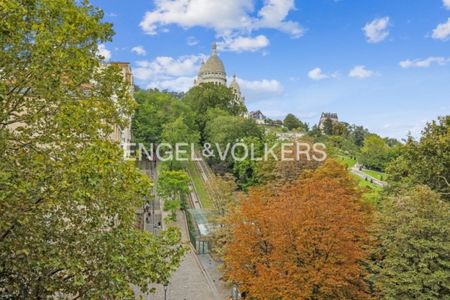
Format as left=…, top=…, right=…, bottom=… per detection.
left=224, top=160, right=372, bottom=299
left=372, top=186, right=450, bottom=299
left=157, top=170, right=190, bottom=200
left=205, top=112, right=263, bottom=149
left=183, top=83, right=247, bottom=141
left=283, top=113, right=304, bottom=131
left=0, top=1, right=184, bottom=298
left=359, top=134, right=396, bottom=171
left=322, top=118, right=334, bottom=135
left=386, top=116, right=450, bottom=200
left=132, top=89, right=197, bottom=146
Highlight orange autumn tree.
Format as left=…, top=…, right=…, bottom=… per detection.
left=223, top=160, right=372, bottom=299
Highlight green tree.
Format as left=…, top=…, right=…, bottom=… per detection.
left=232, top=136, right=264, bottom=188
left=323, top=118, right=334, bottom=135
left=332, top=122, right=349, bottom=136
left=349, top=125, right=369, bottom=147
left=160, top=117, right=199, bottom=169
left=132, top=89, right=197, bottom=146
left=308, top=124, right=322, bottom=138
left=328, top=135, right=360, bottom=158
left=161, top=117, right=199, bottom=146
left=359, top=134, right=394, bottom=171
left=184, top=83, right=246, bottom=140
left=158, top=170, right=190, bottom=221
left=205, top=112, right=263, bottom=146
left=0, top=1, right=184, bottom=298
left=204, top=113, right=263, bottom=166
left=157, top=170, right=190, bottom=200
left=303, top=122, right=310, bottom=132
left=283, top=113, right=303, bottom=131
left=373, top=186, right=450, bottom=299
left=386, top=116, right=450, bottom=200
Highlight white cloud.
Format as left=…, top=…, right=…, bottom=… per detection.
left=444, top=0, right=450, bottom=9
left=307, top=68, right=336, bottom=80
left=432, top=18, right=450, bottom=41
left=134, top=54, right=207, bottom=92
left=363, top=17, right=390, bottom=43
left=349, top=65, right=375, bottom=79
left=134, top=55, right=205, bottom=82
left=131, top=46, right=147, bottom=56
left=97, top=44, right=111, bottom=61
left=400, top=56, right=449, bottom=68
left=139, top=0, right=303, bottom=40
left=236, top=77, right=283, bottom=101
left=237, top=78, right=283, bottom=93
left=254, top=0, right=303, bottom=38
left=187, top=36, right=199, bottom=46
left=218, top=35, right=269, bottom=52
left=143, top=74, right=283, bottom=95
left=146, top=76, right=196, bottom=92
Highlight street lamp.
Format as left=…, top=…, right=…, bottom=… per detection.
left=143, top=195, right=148, bottom=230
left=163, top=283, right=168, bottom=300
left=152, top=194, right=155, bottom=234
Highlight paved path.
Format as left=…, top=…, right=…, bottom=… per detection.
left=134, top=160, right=222, bottom=299
left=188, top=158, right=231, bottom=299
left=198, top=254, right=231, bottom=299
left=351, top=163, right=387, bottom=187
left=135, top=210, right=221, bottom=300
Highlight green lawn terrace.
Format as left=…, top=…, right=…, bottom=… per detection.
left=185, top=159, right=213, bottom=209
left=361, top=168, right=386, bottom=181
left=336, top=154, right=384, bottom=204
left=336, top=155, right=357, bottom=169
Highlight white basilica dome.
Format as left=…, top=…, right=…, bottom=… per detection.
left=196, top=43, right=227, bottom=85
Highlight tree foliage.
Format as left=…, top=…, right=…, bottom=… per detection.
left=132, top=89, right=197, bottom=146
left=224, top=160, right=372, bottom=299
left=386, top=116, right=450, bottom=200
left=372, top=186, right=450, bottom=299
left=158, top=170, right=190, bottom=220
left=253, top=137, right=324, bottom=185
left=204, top=109, right=263, bottom=170
left=205, top=113, right=263, bottom=148
left=283, top=113, right=304, bottom=131
left=359, top=134, right=395, bottom=171
left=332, top=122, right=350, bottom=137
left=350, top=125, right=370, bottom=147
left=157, top=170, right=190, bottom=200
left=323, top=118, right=334, bottom=135
left=161, top=117, right=199, bottom=147
left=0, top=1, right=184, bottom=298
left=184, top=83, right=247, bottom=140
left=160, top=117, right=200, bottom=169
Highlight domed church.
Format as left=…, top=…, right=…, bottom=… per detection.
left=194, top=43, right=245, bottom=105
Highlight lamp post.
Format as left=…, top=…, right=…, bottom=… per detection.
left=143, top=195, right=148, bottom=231
left=163, top=283, right=168, bottom=300
left=152, top=159, right=157, bottom=234
left=152, top=193, right=155, bottom=234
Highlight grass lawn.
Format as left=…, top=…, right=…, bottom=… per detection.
left=185, top=160, right=212, bottom=209
left=362, top=169, right=386, bottom=181
left=336, top=155, right=357, bottom=169
left=352, top=174, right=382, bottom=190
left=262, top=125, right=284, bottom=134
left=352, top=174, right=383, bottom=204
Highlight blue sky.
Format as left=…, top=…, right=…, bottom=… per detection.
left=92, top=0, right=450, bottom=139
